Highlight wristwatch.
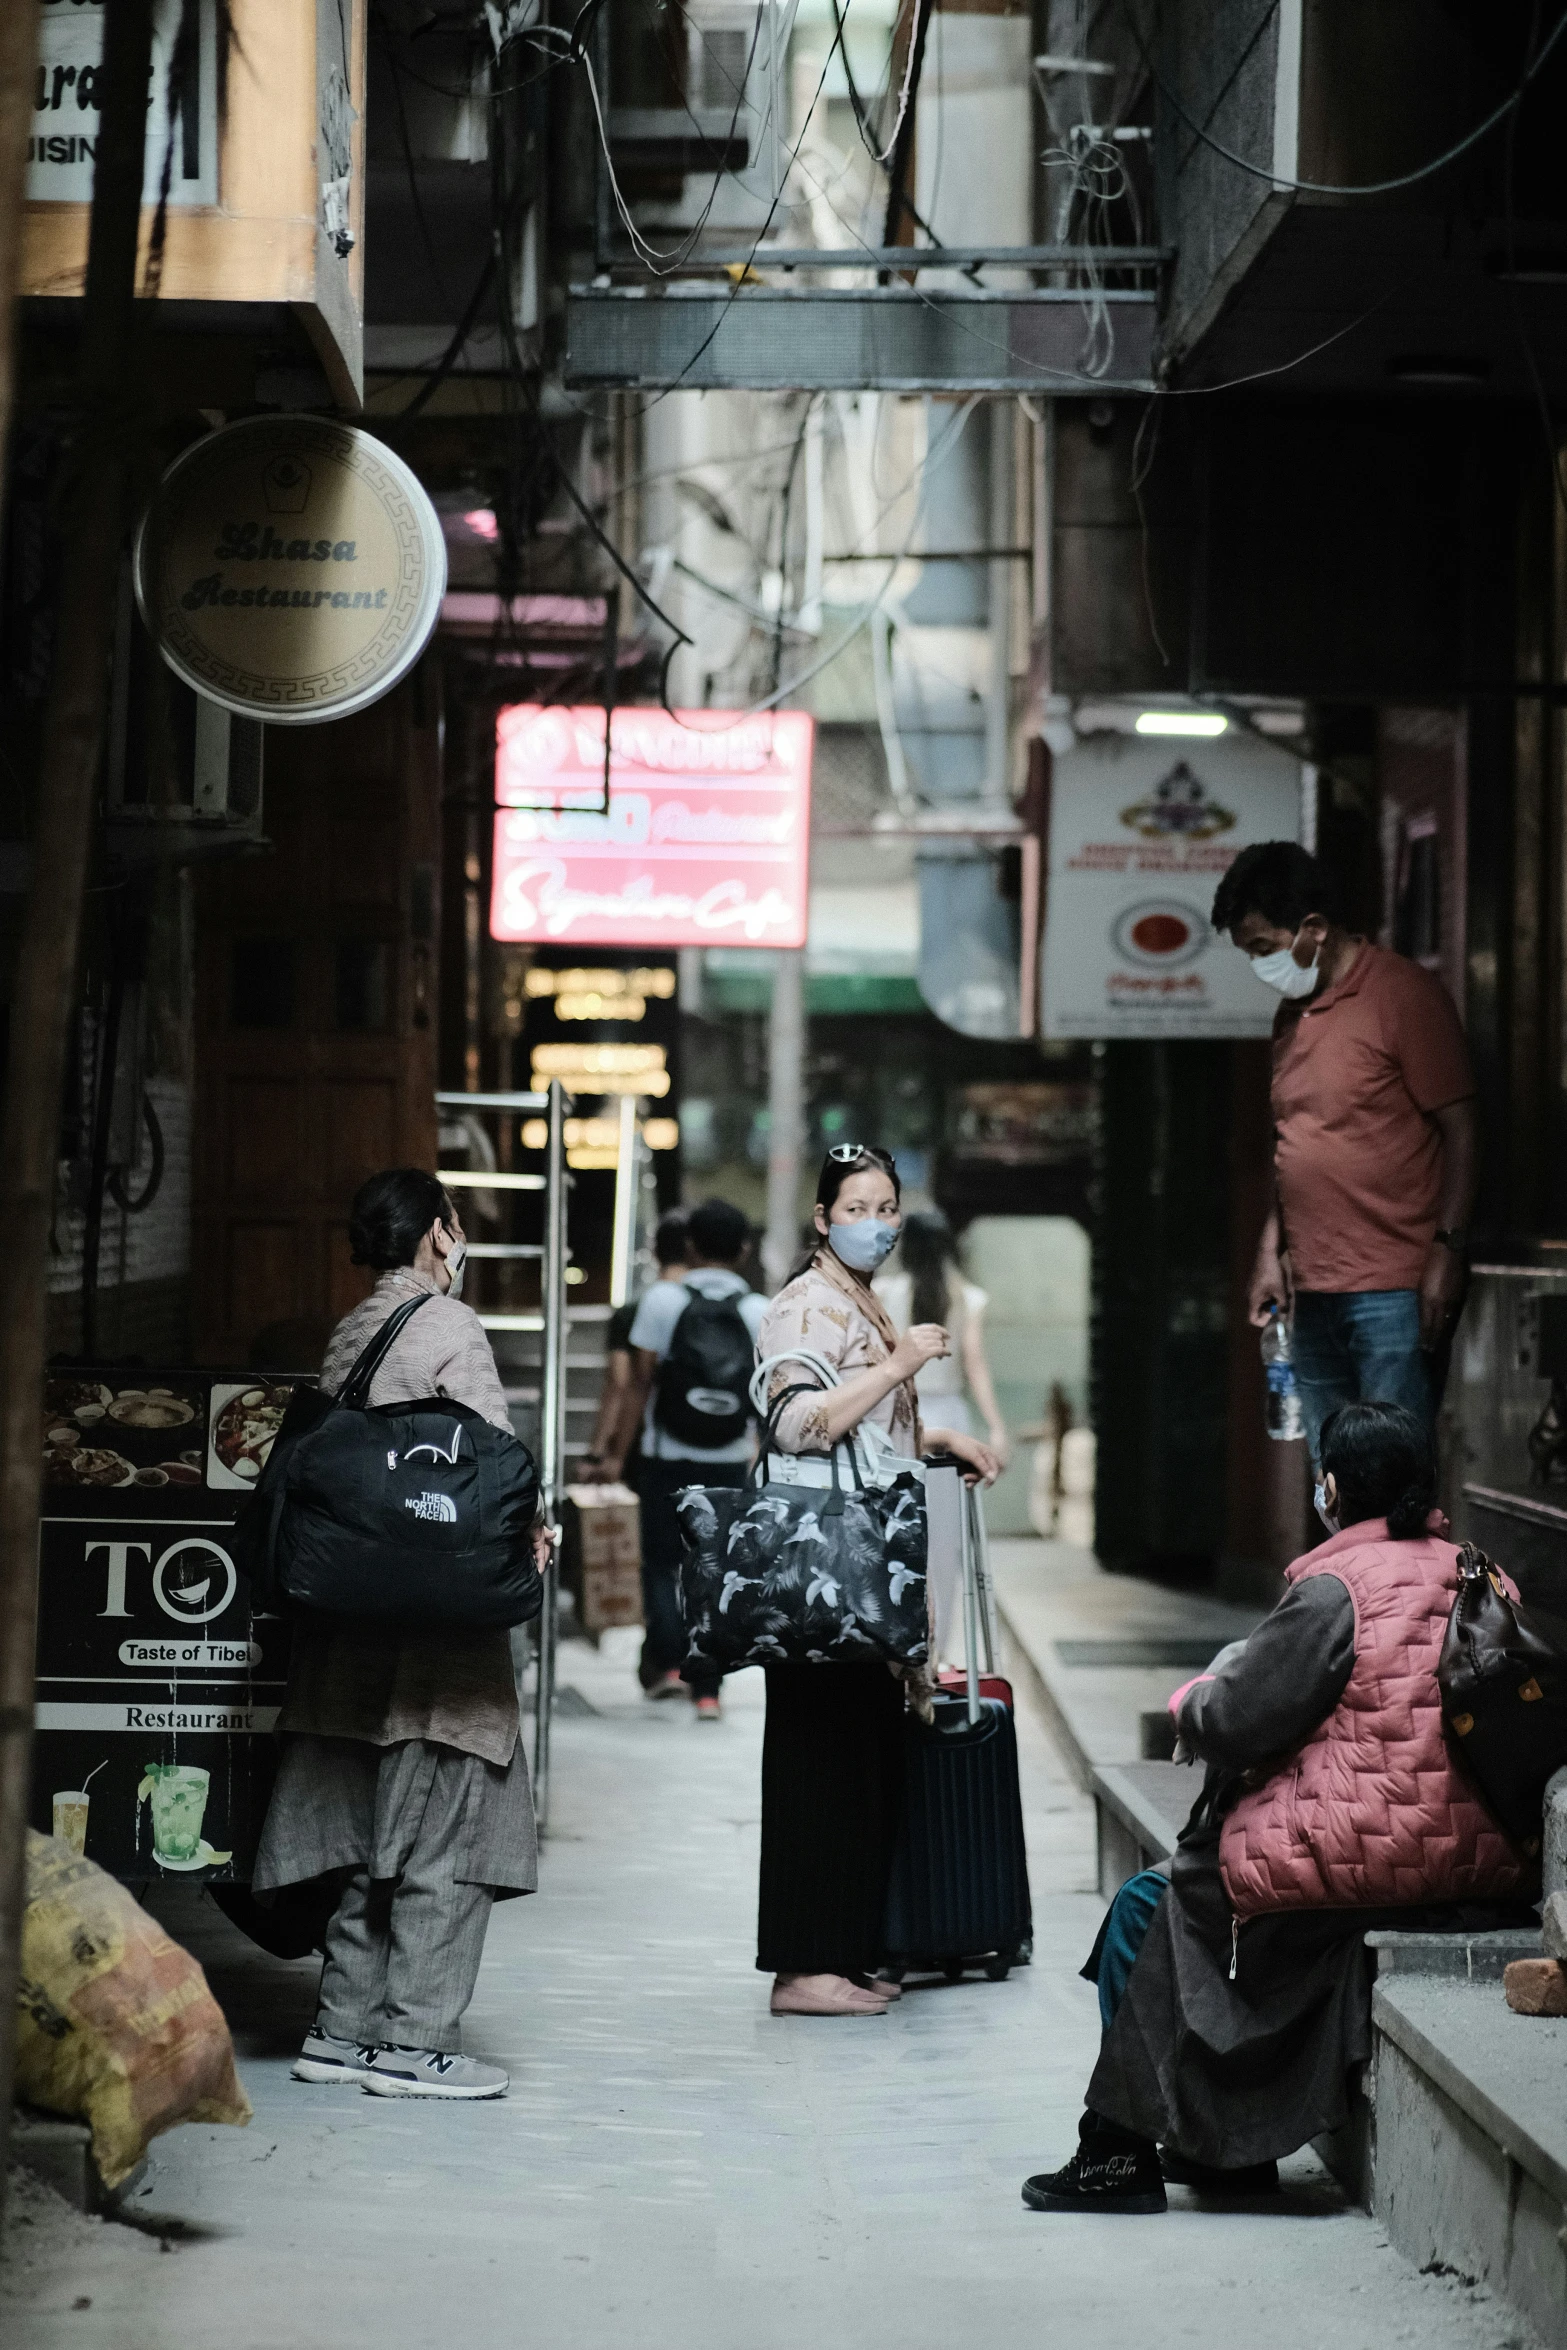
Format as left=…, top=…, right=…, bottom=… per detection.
left=1433, top=1228, right=1468, bottom=1253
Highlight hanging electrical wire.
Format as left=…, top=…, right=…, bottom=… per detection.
left=673, top=393, right=984, bottom=726
left=1119, top=0, right=1567, bottom=198
left=578, top=2, right=766, bottom=275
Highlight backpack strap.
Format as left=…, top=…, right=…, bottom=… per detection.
left=334, top=1292, right=434, bottom=1410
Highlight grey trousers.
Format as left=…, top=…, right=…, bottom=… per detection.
left=317, top=1863, right=491, bottom=2054
left=313, top=1741, right=494, bottom=2053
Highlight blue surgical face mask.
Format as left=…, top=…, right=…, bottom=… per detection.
left=826, top=1218, right=899, bottom=1275
left=1313, top=1479, right=1339, bottom=1533
left=1250, top=936, right=1320, bottom=1000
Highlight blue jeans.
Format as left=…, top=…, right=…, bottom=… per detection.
left=1289, top=1288, right=1433, bottom=1466
left=1087, top=1869, right=1168, bottom=2033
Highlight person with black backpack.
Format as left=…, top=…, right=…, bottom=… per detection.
left=602, top=1196, right=766, bottom=1720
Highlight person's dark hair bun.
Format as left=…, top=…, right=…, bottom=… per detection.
left=1319, top=1402, right=1436, bottom=1540
left=1386, top=1482, right=1434, bottom=1540
left=348, top=1168, right=453, bottom=1270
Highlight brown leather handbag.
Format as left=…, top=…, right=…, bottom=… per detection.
left=1438, top=1542, right=1567, bottom=1853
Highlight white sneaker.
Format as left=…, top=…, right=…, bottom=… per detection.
left=361, top=2046, right=509, bottom=2100
left=292, top=2028, right=379, bottom=2085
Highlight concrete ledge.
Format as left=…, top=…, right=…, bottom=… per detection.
left=9, top=2107, right=135, bottom=2213
left=1092, top=1760, right=1192, bottom=1897
left=990, top=1539, right=1257, bottom=1795
left=1366, top=1929, right=1542, bottom=1981
left=1373, top=1980, right=1567, bottom=2348
left=1373, top=1978, right=1567, bottom=2210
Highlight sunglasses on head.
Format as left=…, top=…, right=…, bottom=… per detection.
left=825, top=1143, right=893, bottom=1166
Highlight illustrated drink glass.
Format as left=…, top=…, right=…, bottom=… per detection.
left=52, top=1792, right=90, bottom=1855
left=138, top=1763, right=210, bottom=1864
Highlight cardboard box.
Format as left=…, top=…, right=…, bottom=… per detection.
left=562, top=1485, right=643, bottom=1639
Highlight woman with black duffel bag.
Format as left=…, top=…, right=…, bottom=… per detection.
left=250, top=1168, right=549, bottom=2102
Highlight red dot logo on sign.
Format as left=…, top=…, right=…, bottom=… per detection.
left=1111, top=899, right=1211, bottom=970
left=1129, top=912, right=1191, bottom=956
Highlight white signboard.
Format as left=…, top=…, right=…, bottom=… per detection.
left=134, top=416, right=446, bottom=725
left=29, top=0, right=219, bottom=208
left=1040, top=734, right=1304, bottom=1039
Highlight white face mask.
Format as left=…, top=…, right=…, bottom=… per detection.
left=1313, top=1479, right=1340, bottom=1533
left=1250, top=935, right=1321, bottom=999
left=443, top=1236, right=467, bottom=1300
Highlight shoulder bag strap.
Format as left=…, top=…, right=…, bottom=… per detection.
left=756, top=1379, right=868, bottom=1514
left=820, top=1427, right=867, bottom=1519
left=747, top=1346, right=841, bottom=1418
left=751, top=1347, right=886, bottom=1488
left=753, top=1381, right=818, bottom=1485
left=335, top=1292, right=434, bottom=1411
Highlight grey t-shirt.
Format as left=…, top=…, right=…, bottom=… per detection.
left=629, top=1267, right=768, bottom=1462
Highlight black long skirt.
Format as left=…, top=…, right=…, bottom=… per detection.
left=756, top=1663, right=906, bottom=1975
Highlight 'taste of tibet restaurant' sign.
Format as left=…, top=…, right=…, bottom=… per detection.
left=1040, top=735, right=1304, bottom=1039
left=490, top=705, right=813, bottom=949
left=134, top=417, right=446, bottom=725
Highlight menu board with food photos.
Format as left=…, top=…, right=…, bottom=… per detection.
left=31, top=1367, right=304, bottom=1883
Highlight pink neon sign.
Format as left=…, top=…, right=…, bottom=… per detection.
left=490, top=704, right=813, bottom=948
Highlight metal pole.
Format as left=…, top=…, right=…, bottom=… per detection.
left=960, top=1478, right=981, bottom=1724
left=972, top=1484, right=997, bottom=1672
left=763, top=947, right=805, bottom=1290
left=609, top=1091, right=639, bottom=1307
left=534, top=1078, right=568, bottom=1828
left=986, top=398, right=1013, bottom=806
left=592, top=0, right=613, bottom=271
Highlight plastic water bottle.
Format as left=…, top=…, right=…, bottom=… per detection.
left=1260, top=1309, right=1304, bottom=1442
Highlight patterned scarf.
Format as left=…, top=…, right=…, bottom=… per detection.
left=808, top=1242, right=922, bottom=1447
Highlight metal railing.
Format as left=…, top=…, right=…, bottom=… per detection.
left=534, top=1080, right=568, bottom=1829
left=434, top=1082, right=568, bottom=1829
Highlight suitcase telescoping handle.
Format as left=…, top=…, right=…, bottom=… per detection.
left=927, top=1453, right=991, bottom=1725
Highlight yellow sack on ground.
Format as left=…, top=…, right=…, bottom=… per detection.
left=16, top=1830, right=251, bottom=2188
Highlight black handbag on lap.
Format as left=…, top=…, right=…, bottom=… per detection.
left=675, top=1384, right=929, bottom=1673
left=1438, top=1540, right=1567, bottom=1851
left=234, top=1295, right=543, bottom=1629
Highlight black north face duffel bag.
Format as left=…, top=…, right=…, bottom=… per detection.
left=235, top=1295, right=543, bottom=1628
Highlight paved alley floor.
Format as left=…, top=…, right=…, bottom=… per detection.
left=2, top=1638, right=1540, bottom=2350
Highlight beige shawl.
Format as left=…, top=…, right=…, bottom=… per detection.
left=759, top=1244, right=922, bottom=1455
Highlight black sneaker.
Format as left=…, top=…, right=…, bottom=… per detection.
left=1022, top=2114, right=1167, bottom=2215
left=1160, top=2147, right=1278, bottom=2195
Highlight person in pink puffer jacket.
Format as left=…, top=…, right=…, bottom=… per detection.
left=1023, top=1402, right=1538, bottom=2217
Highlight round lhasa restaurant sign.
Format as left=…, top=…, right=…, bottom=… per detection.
left=133, top=416, right=447, bottom=726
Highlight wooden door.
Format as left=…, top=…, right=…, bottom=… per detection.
left=191, top=670, right=440, bottom=1365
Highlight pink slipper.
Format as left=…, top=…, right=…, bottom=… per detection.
left=770, top=1974, right=889, bottom=2016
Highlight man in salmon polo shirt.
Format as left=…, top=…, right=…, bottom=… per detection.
left=1211, top=840, right=1478, bottom=1460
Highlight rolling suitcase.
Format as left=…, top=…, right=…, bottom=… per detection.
left=882, top=1460, right=1034, bottom=1981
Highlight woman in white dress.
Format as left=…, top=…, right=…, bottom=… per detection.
left=875, top=1209, right=1010, bottom=1464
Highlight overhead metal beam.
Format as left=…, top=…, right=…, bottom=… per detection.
left=563, top=286, right=1157, bottom=393
left=597, top=244, right=1166, bottom=275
